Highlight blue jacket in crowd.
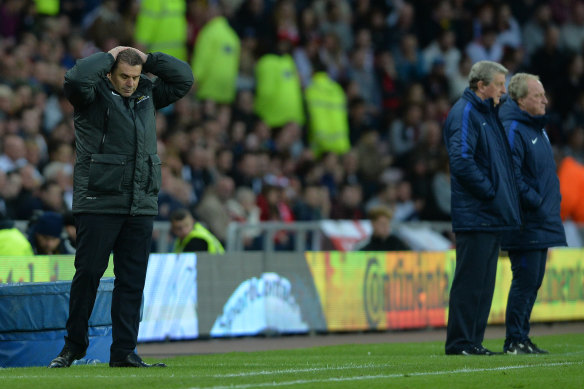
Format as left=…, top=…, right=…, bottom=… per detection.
left=498, top=97, right=567, bottom=250
left=443, top=88, right=522, bottom=232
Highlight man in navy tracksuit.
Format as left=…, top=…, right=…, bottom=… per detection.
left=499, top=73, right=566, bottom=354
left=443, top=61, right=522, bottom=355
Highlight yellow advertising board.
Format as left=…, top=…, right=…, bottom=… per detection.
left=0, top=255, right=114, bottom=284
left=305, top=251, right=449, bottom=331
left=307, top=248, right=584, bottom=332
left=531, top=248, right=584, bottom=321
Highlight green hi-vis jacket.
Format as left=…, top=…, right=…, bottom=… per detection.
left=134, top=0, right=188, bottom=62
left=192, top=16, right=240, bottom=104
left=305, top=72, right=351, bottom=156
left=254, top=54, right=305, bottom=127
left=64, top=51, right=194, bottom=216
left=173, top=223, right=225, bottom=254
left=0, top=228, right=34, bottom=256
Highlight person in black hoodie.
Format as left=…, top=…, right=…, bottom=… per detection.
left=358, top=205, right=409, bottom=251
left=499, top=73, right=567, bottom=354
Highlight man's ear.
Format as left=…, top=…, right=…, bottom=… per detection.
left=106, top=72, right=111, bottom=80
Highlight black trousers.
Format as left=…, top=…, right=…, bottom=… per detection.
left=505, top=248, right=548, bottom=346
left=65, top=214, right=153, bottom=361
left=445, top=231, right=500, bottom=353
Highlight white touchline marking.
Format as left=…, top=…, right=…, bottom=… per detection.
left=213, top=363, right=389, bottom=377
left=187, top=361, right=583, bottom=389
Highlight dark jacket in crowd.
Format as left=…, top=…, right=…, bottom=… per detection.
left=64, top=51, right=194, bottom=215
left=360, top=234, right=410, bottom=251
left=443, top=88, right=521, bottom=232
left=498, top=97, right=567, bottom=250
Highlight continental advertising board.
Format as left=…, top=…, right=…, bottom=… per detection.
left=305, top=251, right=449, bottom=331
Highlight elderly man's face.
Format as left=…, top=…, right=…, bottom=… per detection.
left=519, top=79, right=548, bottom=116
left=480, top=72, right=506, bottom=105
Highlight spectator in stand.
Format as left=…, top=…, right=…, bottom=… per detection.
left=305, top=60, right=351, bottom=157
left=318, top=30, right=350, bottom=82
left=393, top=34, right=426, bottom=85
left=376, top=49, right=403, bottom=126
left=554, top=53, right=584, bottom=119
left=254, top=36, right=305, bottom=128
left=357, top=205, right=409, bottom=251
left=495, top=3, right=522, bottom=50
left=529, top=25, right=566, bottom=90
left=0, top=134, right=28, bottom=173
left=0, top=211, right=34, bottom=256
left=292, top=183, right=330, bottom=222
left=330, top=182, right=364, bottom=220
left=17, top=180, right=66, bottom=220
left=558, top=154, right=584, bottom=222
left=559, top=1, right=584, bottom=54
left=388, top=103, right=424, bottom=169
left=191, top=3, right=240, bottom=105
left=170, top=208, right=224, bottom=253
left=449, top=54, right=473, bottom=101
left=522, top=3, right=553, bottom=58
left=134, top=0, right=188, bottom=61
left=466, top=25, right=504, bottom=64
left=182, top=146, right=214, bottom=206
left=317, top=0, right=353, bottom=52
left=227, top=186, right=262, bottom=250
left=257, top=181, right=295, bottom=250
left=28, top=211, right=71, bottom=255
left=422, top=29, right=461, bottom=78
left=195, top=175, right=236, bottom=245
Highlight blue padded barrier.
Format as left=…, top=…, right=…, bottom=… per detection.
left=0, top=279, right=113, bottom=367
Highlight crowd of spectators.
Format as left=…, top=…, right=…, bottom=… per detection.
left=1, top=0, right=584, bottom=251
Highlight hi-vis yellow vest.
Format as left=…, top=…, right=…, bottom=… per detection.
left=192, top=17, right=240, bottom=103
left=254, top=54, right=305, bottom=127
left=173, top=222, right=225, bottom=254
left=135, top=0, right=188, bottom=61
left=0, top=228, right=34, bottom=256
left=34, top=0, right=59, bottom=15
left=305, top=72, right=350, bottom=156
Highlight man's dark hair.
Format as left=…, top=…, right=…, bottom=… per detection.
left=170, top=208, right=191, bottom=222
left=111, top=49, right=143, bottom=72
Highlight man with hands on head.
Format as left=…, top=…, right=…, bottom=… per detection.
left=499, top=73, right=566, bottom=354
left=48, top=46, right=194, bottom=368
left=443, top=61, right=521, bottom=356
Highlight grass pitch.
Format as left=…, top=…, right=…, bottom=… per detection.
left=2, top=333, right=583, bottom=389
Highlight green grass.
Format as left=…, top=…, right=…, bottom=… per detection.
left=2, top=334, right=583, bottom=389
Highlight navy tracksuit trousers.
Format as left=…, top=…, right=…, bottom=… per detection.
left=445, top=231, right=500, bottom=354
left=504, top=249, right=548, bottom=347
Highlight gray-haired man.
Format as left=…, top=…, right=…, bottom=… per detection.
left=443, top=61, right=521, bottom=355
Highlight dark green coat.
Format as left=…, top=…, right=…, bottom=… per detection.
left=64, top=52, right=194, bottom=215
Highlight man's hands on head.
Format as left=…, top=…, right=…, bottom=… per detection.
left=108, top=46, right=148, bottom=63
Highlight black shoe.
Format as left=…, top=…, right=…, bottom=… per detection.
left=48, top=347, right=86, bottom=368
left=109, top=352, right=166, bottom=368
left=458, top=345, right=498, bottom=356
left=525, top=339, right=548, bottom=354
left=506, top=341, right=532, bottom=354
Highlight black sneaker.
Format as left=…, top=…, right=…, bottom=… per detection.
left=506, top=341, right=532, bottom=354
left=525, top=339, right=548, bottom=354
left=461, top=345, right=498, bottom=356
